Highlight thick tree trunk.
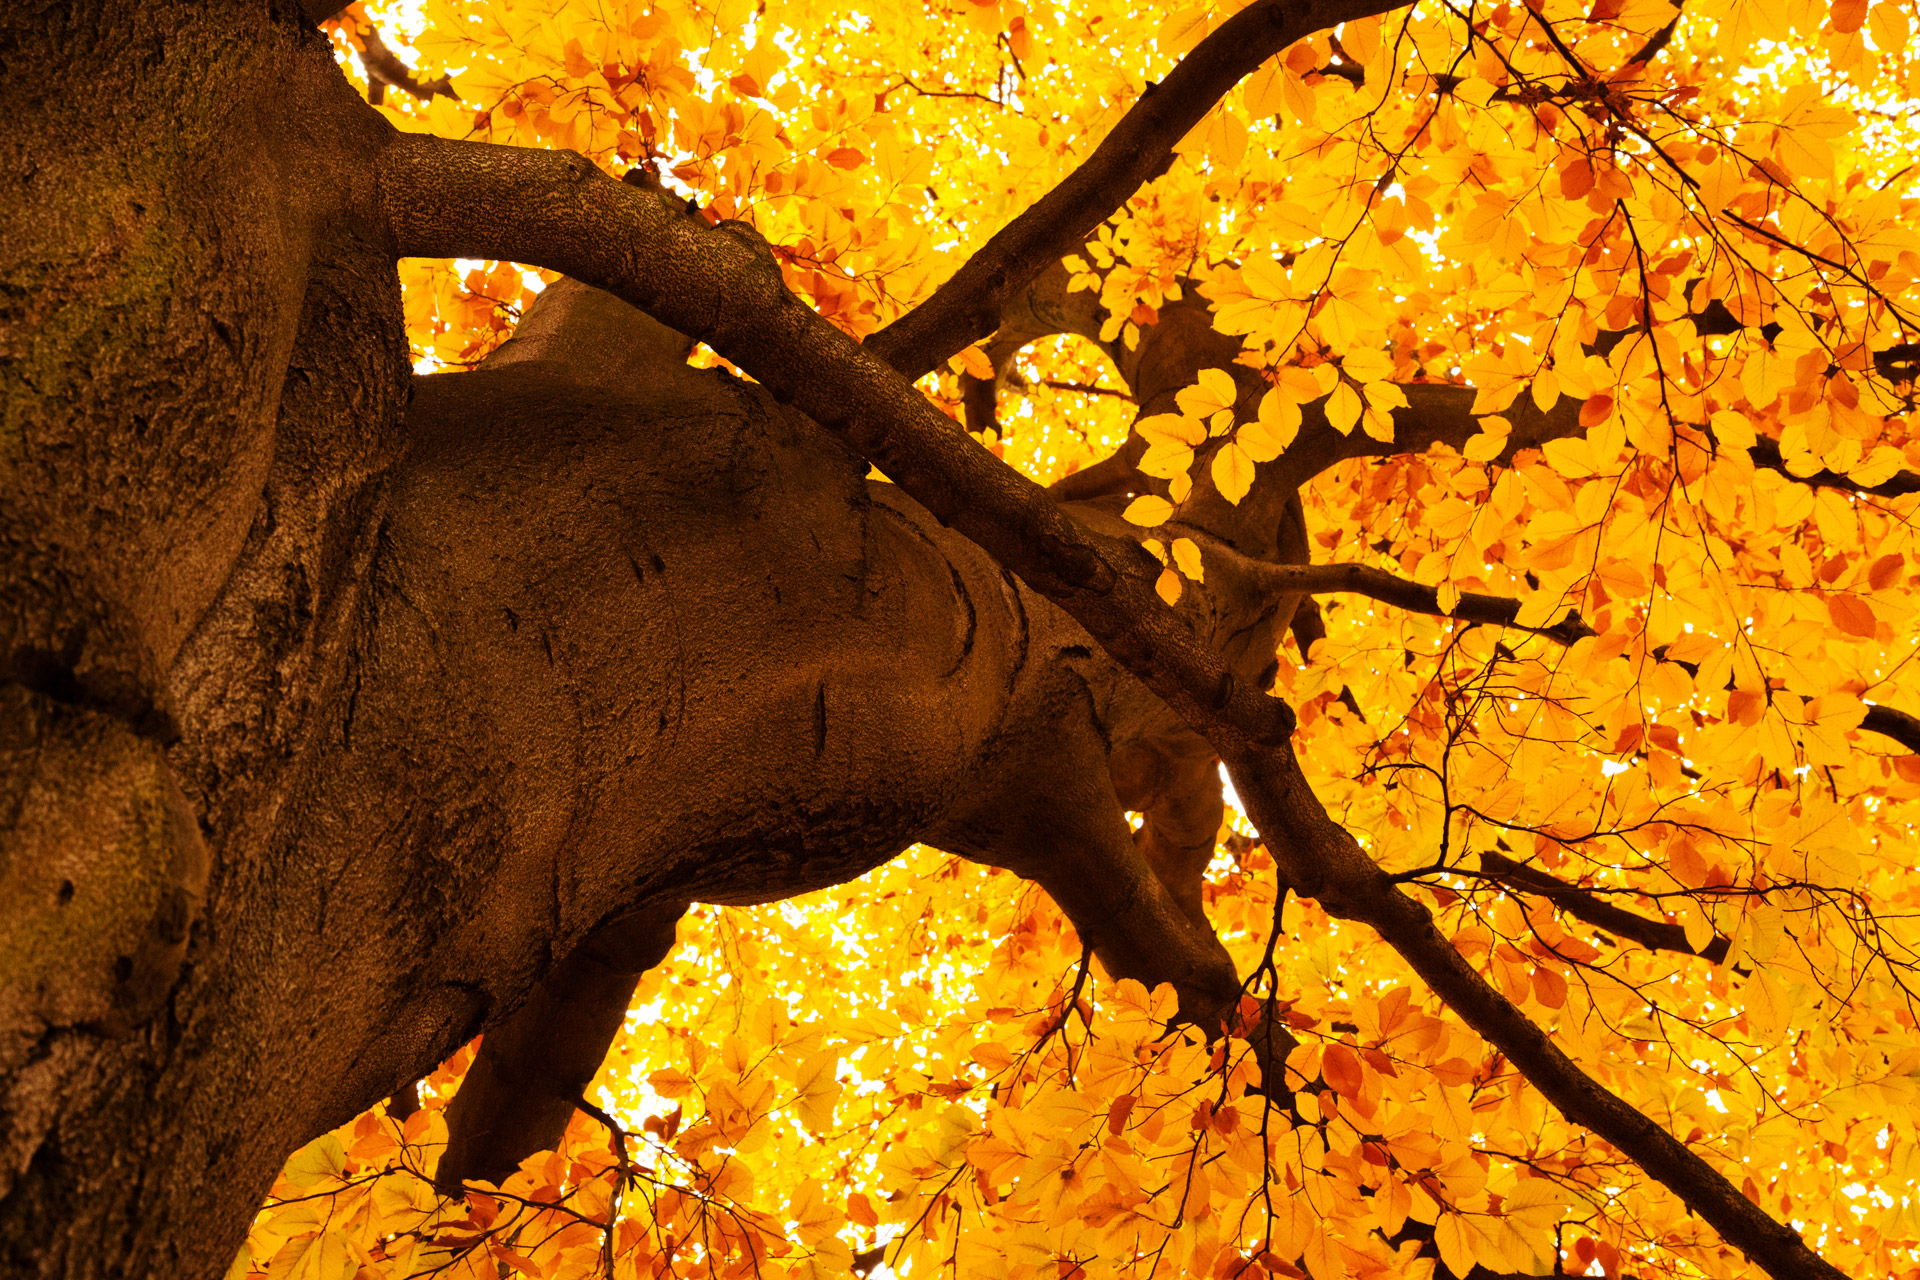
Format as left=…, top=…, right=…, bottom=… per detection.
left=2, top=4, right=411, bottom=1275
left=0, top=7, right=1282, bottom=1275
left=5, top=6, right=1845, bottom=1280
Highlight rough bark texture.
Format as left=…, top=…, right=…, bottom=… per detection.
left=0, top=5, right=1289, bottom=1273
left=0, top=3, right=1851, bottom=1279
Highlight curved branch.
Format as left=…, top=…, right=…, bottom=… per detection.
left=1217, top=545, right=1920, bottom=766
left=1200, top=547, right=1594, bottom=645
left=863, top=0, right=1413, bottom=380
left=1747, top=437, right=1920, bottom=501
left=1475, top=851, right=1730, bottom=965
left=1863, top=703, right=1920, bottom=754
left=378, top=134, right=1845, bottom=1280
left=333, top=6, right=458, bottom=105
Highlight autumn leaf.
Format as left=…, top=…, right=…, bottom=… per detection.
left=1828, top=594, right=1878, bottom=637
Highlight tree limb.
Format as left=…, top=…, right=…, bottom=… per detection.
left=333, top=5, right=457, bottom=105
left=1863, top=703, right=1920, bottom=754
left=1214, top=541, right=1920, bottom=765
left=1747, top=436, right=1920, bottom=501
left=862, top=0, right=1413, bottom=381
left=1200, top=546, right=1595, bottom=645
left=1474, top=851, right=1730, bottom=965
left=378, top=132, right=1846, bottom=1280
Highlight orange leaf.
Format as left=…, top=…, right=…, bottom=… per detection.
left=1869, top=553, right=1905, bottom=590
left=1828, top=594, right=1878, bottom=637
left=1579, top=393, right=1614, bottom=426
left=1321, top=1042, right=1364, bottom=1097
left=1531, top=965, right=1568, bottom=1009
left=1831, top=0, right=1868, bottom=33
left=825, top=147, right=866, bottom=169
left=1559, top=158, right=1593, bottom=199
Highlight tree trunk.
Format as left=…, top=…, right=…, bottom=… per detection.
left=0, top=6, right=1280, bottom=1275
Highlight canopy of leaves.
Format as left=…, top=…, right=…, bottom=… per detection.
left=250, top=1, right=1920, bottom=1278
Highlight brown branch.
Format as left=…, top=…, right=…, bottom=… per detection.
left=378, top=133, right=1846, bottom=1280
left=961, top=371, right=999, bottom=437
left=1863, top=704, right=1920, bottom=754
left=1031, top=378, right=1131, bottom=399
left=1747, top=436, right=1920, bottom=500
left=1651, top=648, right=1920, bottom=757
left=1202, top=548, right=1595, bottom=645
left=1222, top=547, right=1920, bottom=767
left=1475, top=852, right=1730, bottom=965
left=862, top=0, right=1413, bottom=381
left=1622, top=8, right=1683, bottom=68
left=338, top=7, right=458, bottom=105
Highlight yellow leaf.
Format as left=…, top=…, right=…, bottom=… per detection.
left=1137, top=412, right=1207, bottom=447
left=789, top=1179, right=844, bottom=1245
left=1871, top=0, right=1910, bottom=50
left=1170, top=537, right=1204, bottom=581
left=1175, top=367, right=1239, bottom=419
left=1542, top=436, right=1594, bottom=478
left=1435, top=1214, right=1478, bottom=1279
left=281, top=1135, right=347, bottom=1189
left=1529, top=368, right=1561, bottom=413
left=1123, top=495, right=1175, bottom=526
left=267, top=1230, right=364, bottom=1280
left=956, top=345, right=995, bottom=380
left=1342, top=347, right=1393, bottom=383
left=1326, top=382, right=1362, bottom=435
left=1747, top=965, right=1791, bottom=1038
left=1156, top=567, right=1183, bottom=605
left=649, top=1067, right=696, bottom=1096
left=1212, top=441, right=1255, bottom=504
left=792, top=1050, right=842, bottom=1133
left=1241, top=388, right=1301, bottom=461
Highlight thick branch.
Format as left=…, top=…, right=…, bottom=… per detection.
left=862, top=0, right=1411, bottom=380
left=380, top=134, right=1298, bottom=742
left=333, top=7, right=457, bottom=104
left=1475, top=852, right=1729, bottom=965
left=1748, top=436, right=1920, bottom=501
left=379, top=135, right=1844, bottom=1280
left=1202, top=548, right=1594, bottom=645
left=1863, top=703, right=1920, bottom=754
left=1224, top=545, right=1920, bottom=766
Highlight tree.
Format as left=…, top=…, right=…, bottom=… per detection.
left=6, top=0, right=1920, bottom=1275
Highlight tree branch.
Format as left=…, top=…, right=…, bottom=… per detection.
left=330, top=6, right=458, bottom=106
left=1216, top=542, right=1920, bottom=767
left=862, top=0, right=1413, bottom=381
left=1200, top=546, right=1595, bottom=645
left=1474, top=851, right=1730, bottom=965
left=378, top=132, right=1846, bottom=1280
left=1863, top=703, right=1920, bottom=754
left=1747, top=436, right=1920, bottom=500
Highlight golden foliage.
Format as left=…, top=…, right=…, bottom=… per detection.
left=264, top=0, right=1920, bottom=1276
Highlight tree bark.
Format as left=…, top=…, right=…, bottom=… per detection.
left=0, top=5, right=1851, bottom=1280
left=0, top=7, right=1285, bottom=1275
